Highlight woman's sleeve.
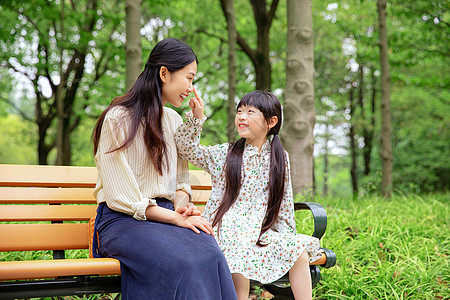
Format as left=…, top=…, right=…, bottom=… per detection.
left=273, top=152, right=297, bottom=234
left=96, top=116, right=156, bottom=221
left=174, top=111, right=228, bottom=174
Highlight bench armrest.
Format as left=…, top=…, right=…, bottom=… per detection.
left=294, top=202, right=327, bottom=240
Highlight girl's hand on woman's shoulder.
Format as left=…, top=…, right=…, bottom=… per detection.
left=189, top=86, right=205, bottom=119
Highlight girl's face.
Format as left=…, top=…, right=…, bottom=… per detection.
left=235, top=105, right=277, bottom=149
left=160, top=61, right=197, bottom=107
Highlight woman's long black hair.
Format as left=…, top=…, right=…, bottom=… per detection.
left=92, top=38, right=198, bottom=175
left=212, top=90, right=286, bottom=246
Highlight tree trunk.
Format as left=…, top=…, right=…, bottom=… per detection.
left=221, top=0, right=279, bottom=92
left=37, top=108, right=53, bottom=165
left=312, top=158, right=316, bottom=195
left=358, top=64, right=371, bottom=176
left=125, top=0, right=142, bottom=91
left=377, top=0, right=393, bottom=197
left=349, top=85, right=358, bottom=196
left=248, top=0, right=276, bottom=91
left=370, top=68, right=376, bottom=154
left=363, top=67, right=377, bottom=176
left=57, top=52, right=87, bottom=165
left=282, top=0, right=315, bottom=196
left=323, top=124, right=329, bottom=196
left=56, top=3, right=65, bottom=166
left=220, top=0, right=238, bottom=142
left=254, top=22, right=271, bottom=90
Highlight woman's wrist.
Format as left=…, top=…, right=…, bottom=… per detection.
left=145, top=205, right=182, bottom=225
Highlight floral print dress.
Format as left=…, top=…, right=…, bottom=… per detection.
left=174, top=112, right=323, bottom=284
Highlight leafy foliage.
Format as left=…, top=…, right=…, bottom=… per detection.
left=0, top=0, right=447, bottom=193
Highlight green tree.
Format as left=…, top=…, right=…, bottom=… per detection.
left=125, top=0, right=142, bottom=91
left=312, top=1, right=449, bottom=195
left=0, top=0, right=123, bottom=165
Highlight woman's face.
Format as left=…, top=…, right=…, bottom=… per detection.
left=160, top=61, right=197, bottom=107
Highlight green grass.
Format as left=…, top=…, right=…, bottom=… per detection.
left=294, top=193, right=449, bottom=300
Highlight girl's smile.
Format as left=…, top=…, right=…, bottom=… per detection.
left=237, top=122, right=249, bottom=129
left=235, top=105, right=273, bottom=150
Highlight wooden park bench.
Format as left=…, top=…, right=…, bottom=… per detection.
left=0, top=164, right=336, bottom=299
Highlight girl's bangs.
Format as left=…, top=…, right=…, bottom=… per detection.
left=237, top=92, right=269, bottom=112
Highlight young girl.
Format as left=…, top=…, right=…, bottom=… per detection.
left=175, top=89, right=323, bottom=300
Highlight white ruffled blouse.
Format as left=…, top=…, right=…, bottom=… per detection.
left=94, top=106, right=192, bottom=221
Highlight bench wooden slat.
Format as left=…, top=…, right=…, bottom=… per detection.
left=189, top=170, right=212, bottom=190
left=0, top=224, right=89, bottom=251
left=191, top=190, right=210, bottom=206
left=0, top=187, right=209, bottom=206
left=0, top=187, right=97, bottom=204
left=0, top=258, right=121, bottom=281
left=0, top=205, right=97, bottom=222
left=0, top=164, right=97, bottom=188
left=312, top=253, right=327, bottom=266
left=0, top=164, right=212, bottom=189
left=0, top=254, right=326, bottom=281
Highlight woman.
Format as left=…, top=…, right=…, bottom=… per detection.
left=92, top=38, right=237, bottom=300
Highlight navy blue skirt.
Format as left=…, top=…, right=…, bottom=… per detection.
left=93, top=199, right=237, bottom=300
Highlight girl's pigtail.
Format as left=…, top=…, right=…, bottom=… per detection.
left=212, top=138, right=246, bottom=228
left=256, top=134, right=286, bottom=246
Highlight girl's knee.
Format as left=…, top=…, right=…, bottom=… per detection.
left=291, top=250, right=309, bottom=271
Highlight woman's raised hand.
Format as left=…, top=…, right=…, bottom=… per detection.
left=189, top=86, right=204, bottom=119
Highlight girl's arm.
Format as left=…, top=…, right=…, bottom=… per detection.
left=273, top=152, right=297, bottom=234
left=173, top=133, right=200, bottom=216
left=173, top=190, right=190, bottom=211
left=174, top=87, right=228, bottom=174
left=174, top=127, right=192, bottom=199
left=173, top=190, right=202, bottom=216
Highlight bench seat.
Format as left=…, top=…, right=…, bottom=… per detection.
left=0, top=258, right=121, bottom=281
left=0, top=164, right=336, bottom=299
left=0, top=255, right=328, bottom=282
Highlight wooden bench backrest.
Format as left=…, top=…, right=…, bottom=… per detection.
left=0, top=164, right=212, bottom=253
